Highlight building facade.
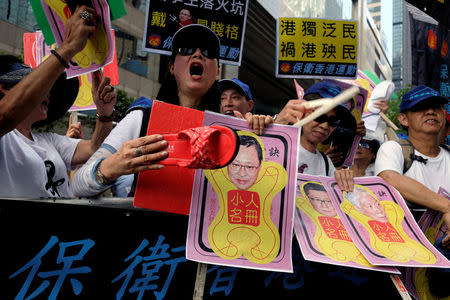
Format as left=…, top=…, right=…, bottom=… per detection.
left=0, top=0, right=392, bottom=114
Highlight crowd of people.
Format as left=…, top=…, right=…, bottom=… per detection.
left=0, top=4, right=448, bottom=249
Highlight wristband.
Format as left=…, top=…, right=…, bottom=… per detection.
left=50, top=50, right=69, bottom=69
left=96, top=109, right=115, bottom=122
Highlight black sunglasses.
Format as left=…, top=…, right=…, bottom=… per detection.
left=314, top=114, right=341, bottom=127
left=358, top=140, right=371, bottom=149
left=176, top=47, right=217, bottom=59
left=409, top=100, right=444, bottom=112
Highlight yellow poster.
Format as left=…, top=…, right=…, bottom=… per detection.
left=277, top=17, right=358, bottom=79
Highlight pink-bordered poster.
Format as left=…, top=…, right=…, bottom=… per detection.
left=40, top=0, right=114, bottom=78
left=187, top=112, right=299, bottom=272
left=294, top=174, right=399, bottom=274
left=325, top=177, right=450, bottom=268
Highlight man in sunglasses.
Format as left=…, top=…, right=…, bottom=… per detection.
left=296, top=82, right=354, bottom=177
left=350, top=136, right=380, bottom=177
left=375, top=85, right=450, bottom=247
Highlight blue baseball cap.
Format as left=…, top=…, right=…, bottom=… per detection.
left=304, top=81, right=342, bottom=99
left=219, top=78, right=253, bottom=100
left=304, top=81, right=354, bottom=121
left=400, top=85, right=448, bottom=113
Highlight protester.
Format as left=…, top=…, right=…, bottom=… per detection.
left=0, top=5, right=116, bottom=198
left=218, top=78, right=272, bottom=135
left=66, top=113, right=84, bottom=139
left=375, top=85, right=450, bottom=246
left=275, top=81, right=356, bottom=191
left=72, top=24, right=223, bottom=197
left=350, top=135, right=381, bottom=177
left=219, top=78, right=254, bottom=116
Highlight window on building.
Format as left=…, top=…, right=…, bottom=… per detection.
left=114, top=29, right=148, bottom=78
left=0, top=0, right=37, bottom=31
left=124, top=0, right=146, bottom=12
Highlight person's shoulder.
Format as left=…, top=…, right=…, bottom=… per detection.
left=379, top=140, right=402, bottom=152
left=32, top=131, right=61, bottom=141
left=125, top=97, right=153, bottom=115
left=440, top=145, right=450, bottom=157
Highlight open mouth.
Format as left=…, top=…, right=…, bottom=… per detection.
left=190, top=64, right=203, bottom=76
left=224, top=110, right=235, bottom=116
left=425, top=119, right=438, bottom=125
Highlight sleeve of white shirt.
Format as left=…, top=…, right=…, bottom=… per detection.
left=48, top=133, right=80, bottom=170
left=374, top=140, right=404, bottom=176
left=72, top=110, right=143, bottom=197
left=327, top=155, right=336, bottom=177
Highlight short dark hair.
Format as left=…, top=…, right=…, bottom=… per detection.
left=303, top=182, right=326, bottom=196
left=239, top=135, right=263, bottom=164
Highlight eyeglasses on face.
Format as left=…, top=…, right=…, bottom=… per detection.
left=229, top=162, right=260, bottom=174
left=309, top=197, right=332, bottom=206
left=176, top=47, right=217, bottom=59
left=314, top=114, right=341, bottom=127
left=358, top=140, right=371, bottom=149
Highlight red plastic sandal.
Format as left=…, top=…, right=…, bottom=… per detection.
left=157, top=125, right=240, bottom=169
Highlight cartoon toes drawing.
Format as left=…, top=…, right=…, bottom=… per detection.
left=45, top=0, right=109, bottom=68
left=205, top=132, right=287, bottom=265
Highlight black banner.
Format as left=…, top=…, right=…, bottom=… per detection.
left=142, top=0, right=248, bottom=66
left=410, top=17, right=450, bottom=95
left=405, top=0, right=450, bottom=28
left=1, top=199, right=399, bottom=299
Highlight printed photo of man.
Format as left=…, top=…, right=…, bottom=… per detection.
left=227, top=135, right=262, bottom=190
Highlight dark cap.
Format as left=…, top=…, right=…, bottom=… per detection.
left=218, top=78, right=253, bottom=100
left=304, top=81, right=354, bottom=121
left=171, top=24, right=220, bottom=59
left=304, top=81, right=342, bottom=99
left=0, top=60, right=32, bottom=84
left=400, top=85, right=448, bottom=113
left=0, top=55, right=79, bottom=127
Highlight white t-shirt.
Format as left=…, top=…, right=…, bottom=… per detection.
left=375, top=140, right=450, bottom=193
left=0, top=130, right=79, bottom=198
left=297, top=143, right=336, bottom=177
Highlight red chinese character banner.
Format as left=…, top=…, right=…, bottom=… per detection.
left=142, top=0, right=248, bottom=66
left=187, top=112, right=300, bottom=273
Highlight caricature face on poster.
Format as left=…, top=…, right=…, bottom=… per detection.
left=328, top=178, right=450, bottom=268
left=187, top=112, right=299, bottom=273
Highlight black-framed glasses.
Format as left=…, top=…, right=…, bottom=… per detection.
left=314, top=114, right=341, bottom=127
left=176, top=47, right=217, bottom=59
